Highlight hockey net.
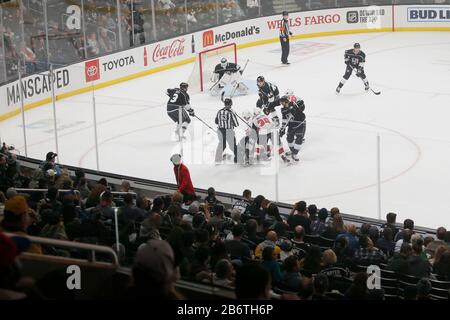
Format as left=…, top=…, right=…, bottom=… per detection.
left=187, top=43, right=237, bottom=93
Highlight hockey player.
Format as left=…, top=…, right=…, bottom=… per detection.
left=166, top=82, right=195, bottom=139
left=256, top=76, right=280, bottom=120
left=211, top=58, right=248, bottom=95
left=252, top=107, right=290, bottom=163
left=279, top=95, right=306, bottom=162
left=237, top=111, right=257, bottom=166
left=336, top=43, right=370, bottom=93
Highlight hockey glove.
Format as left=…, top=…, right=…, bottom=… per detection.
left=188, top=109, right=195, bottom=117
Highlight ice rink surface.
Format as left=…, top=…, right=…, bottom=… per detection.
left=3, top=31, right=450, bottom=228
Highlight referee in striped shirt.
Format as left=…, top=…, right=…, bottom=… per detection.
left=215, top=98, right=239, bottom=164
left=280, top=11, right=293, bottom=65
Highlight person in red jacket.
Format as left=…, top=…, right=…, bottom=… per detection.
left=170, top=154, right=196, bottom=202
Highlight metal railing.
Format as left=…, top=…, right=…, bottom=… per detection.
left=15, top=188, right=81, bottom=198
left=4, top=232, right=120, bottom=266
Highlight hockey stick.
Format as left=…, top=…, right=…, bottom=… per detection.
left=194, top=115, right=217, bottom=133
left=370, top=87, right=381, bottom=95
left=209, top=78, right=221, bottom=91
left=350, top=66, right=381, bottom=95
left=232, top=111, right=253, bottom=130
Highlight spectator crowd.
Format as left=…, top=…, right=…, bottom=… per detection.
left=1, top=0, right=272, bottom=84
left=0, top=143, right=449, bottom=300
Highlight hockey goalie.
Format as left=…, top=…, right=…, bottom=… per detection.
left=210, top=58, right=249, bottom=97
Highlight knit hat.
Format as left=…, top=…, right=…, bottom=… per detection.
left=170, top=154, right=182, bottom=165
left=4, top=196, right=29, bottom=215
left=46, top=152, right=57, bottom=161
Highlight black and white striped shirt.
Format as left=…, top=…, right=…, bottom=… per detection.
left=279, top=19, right=290, bottom=38
left=215, top=108, right=239, bottom=129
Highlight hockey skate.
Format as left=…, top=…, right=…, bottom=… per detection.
left=291, top=153, right=300, bottom=163
left=173, top=126, right=188, bottom=141
left=281, top=154, right=291, bottom=164
left=336, top=86, right=341, bottom=94
left=223, top=154, right=233, bottom=161
left=365, top=84, right=370, bottom=92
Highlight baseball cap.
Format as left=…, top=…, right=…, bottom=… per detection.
left=46, top=152, right=57, bottom=161
left=4, top=195, right=29, bottom=215
left=134, top=240, right=175, bottom=283
left=0, top=232, right=31, bottom=267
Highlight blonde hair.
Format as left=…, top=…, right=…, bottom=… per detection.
left=172, top=191, right=184, bottom=204
left=322, top=249, right=337, bottom=266
left=333, top=214, right=345, bottom=233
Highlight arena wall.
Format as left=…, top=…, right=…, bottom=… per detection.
left=1, top=5, right=449, bottom=121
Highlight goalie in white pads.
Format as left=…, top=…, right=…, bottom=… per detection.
left=211, top=58, right=249, bottom=96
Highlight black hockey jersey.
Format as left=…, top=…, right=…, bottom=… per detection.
left=282, top=98, right=305, bottom=129
left=344, top=49, right=366, bottom=68
left=167, top=88, right=190, bottom=112
left=214, top=62, right=240, bottom=80
left=258, top=82, right=280, bottom=105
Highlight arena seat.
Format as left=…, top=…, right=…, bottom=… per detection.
left=304, top=234, right=320, bottom=245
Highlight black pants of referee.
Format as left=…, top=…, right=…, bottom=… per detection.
left=280, top=36, right=290, bottom=64
left=215, top=128, right=237, bottom=163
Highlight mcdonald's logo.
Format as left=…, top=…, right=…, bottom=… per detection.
left=203, top=30, right=214, bottom=47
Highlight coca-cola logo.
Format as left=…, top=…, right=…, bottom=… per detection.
left=152, top=38, right=185, bottom=62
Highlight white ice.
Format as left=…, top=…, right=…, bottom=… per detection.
left=2, top=31, right=450, bottom=229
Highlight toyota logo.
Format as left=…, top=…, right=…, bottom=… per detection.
left=87, top=65, right=98, bottom=76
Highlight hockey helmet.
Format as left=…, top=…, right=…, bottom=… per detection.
left=224, top=98, right=232, bottom=108
left=354, top=43, right=361, bottom=49
left=180, top=82, right=189, bottom=91
left=170, top=153, right=182, bottom=165
left=280, top=95, right=290, bottom=105
left=220, top=57, right=227, bottom=68
left=253, top=107, right=261, bottom=116
left=256, top=76, right=265, bottom=87
left=282, top=11, right=288, bottom=17
left=285, top=89, right=294, bottom=96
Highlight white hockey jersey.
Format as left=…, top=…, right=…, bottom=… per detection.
left=252, top=113, right=277, bottom=135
